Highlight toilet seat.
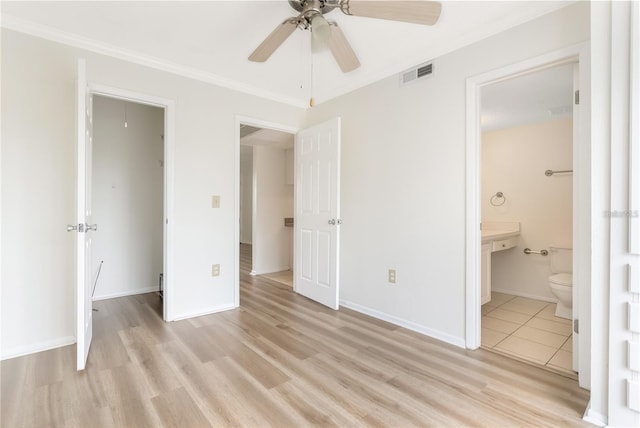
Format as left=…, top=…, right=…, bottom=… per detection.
left=549, top=273, right=572, bottom=287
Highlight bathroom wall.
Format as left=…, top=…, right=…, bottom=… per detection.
left=482, top=117, right=573, bottom=300
left=92, top=97, right=164, bottom=300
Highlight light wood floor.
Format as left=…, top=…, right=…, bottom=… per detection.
left=1, top=244, right=592, bottom=427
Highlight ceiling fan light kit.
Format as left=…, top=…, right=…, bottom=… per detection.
left=249, top=0, right=442, bottom=73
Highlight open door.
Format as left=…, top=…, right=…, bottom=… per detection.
left=294, top=118, right=341, bottom=309
left=75, top=59, right=95, bottom=370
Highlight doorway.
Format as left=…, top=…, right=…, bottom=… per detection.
left=478, top=63, right=576, bottom=377
left=465, top=44, right=591, bottom=389
left=234, top=116, right=342, bottom=310
left=91, top=96, right=165, bottom=317
left=239, top=124, right=295, bottom=287
left=234, top=117, right=299, bottom=307
left=87, top=85, right=175, bottom=323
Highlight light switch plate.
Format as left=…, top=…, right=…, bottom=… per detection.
left=211, top=195, right=220, bottom=209
left=212, top=264, right=220, bottom=277
left=388, top=269, right=397, bottom=284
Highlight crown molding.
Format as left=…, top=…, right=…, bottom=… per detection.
left=1, top=14, right=307, bottom=109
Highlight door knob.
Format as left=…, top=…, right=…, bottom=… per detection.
left=328, top=219, right=336, bottom=225
left=85, top=224, right=98, bottom=232
left=66, top=224, right=77, bottom=232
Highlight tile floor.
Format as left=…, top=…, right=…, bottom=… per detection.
left=482, top=292, right=575, bottom=377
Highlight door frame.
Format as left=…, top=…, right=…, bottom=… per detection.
left=464, top=43, right=591, bottom=388
left=88, top=83, right=176, bottom=321
left=234, top=116, right=299, bottom=307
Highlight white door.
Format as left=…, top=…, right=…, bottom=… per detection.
left=75, top=59, right=95, bottom=370
left=294, top=118, right=341, bottom=309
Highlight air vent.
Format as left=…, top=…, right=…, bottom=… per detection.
left=400, top=61, right=434, bottom=86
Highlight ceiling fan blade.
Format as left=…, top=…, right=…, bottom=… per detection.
left=328, top=23, right=360, bottom=73
left=249, top=18, right=298, bottom=62
left=341, top=0, right=442, bottom=25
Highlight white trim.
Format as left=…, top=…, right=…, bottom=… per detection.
left=250, top=266, right=291, bottom=276
left=464, top=43, right=591, bottom=389
left=583, top=401, right=608, bottom=427
left=88, top=83, right=176, bottom=322
left=171, top=304, right=237, bottom=322
left=234, top=116, right=299, bottom=309
left=1, top=336, right=75, bottom=361
left=630, top=0, right=640, bottom=255
left=2, top=15, right=305, bottom=109
left=92, top=287, right=159, bottom=301
left=340, top=300, right=466, bottom=348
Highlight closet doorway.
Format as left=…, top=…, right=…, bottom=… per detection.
left=91, top=94, right=169, bottom=319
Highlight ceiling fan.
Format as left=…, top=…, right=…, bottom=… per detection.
left=249, top=0, right=442, bottom=73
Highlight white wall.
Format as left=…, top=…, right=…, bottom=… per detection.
left=306, top=2, right=589, bottom=346
left=240, top=148, right=253, bottom=244
left=482, top=118, right=573, bottom=300
left=251, top=145, right=292, bottom=275
left=92, top=96, right=164, bottom=300
left=1, top=29, right=304, bottom=358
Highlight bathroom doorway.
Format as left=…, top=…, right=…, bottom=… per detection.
left=465, top=45, right=591, bottom=388
left=479, top=64, right=576, bottom=377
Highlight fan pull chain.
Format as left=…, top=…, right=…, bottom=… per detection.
left=309, top=34, right=314, bottom=108
left=310, top=61, right=314, bottom=107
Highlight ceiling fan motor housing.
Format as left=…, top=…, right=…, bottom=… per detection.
left=288, top=0, right=337, bottom=16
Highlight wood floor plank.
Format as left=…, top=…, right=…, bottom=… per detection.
left=1, top=243, right=591, bottom=427
left=156, top=340, right=254, bottom=427
left=150, top=387, right=212, bottom=428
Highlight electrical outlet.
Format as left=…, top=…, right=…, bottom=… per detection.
left=211, top=195, right=220, bottom=208
left=388, top=269, right=397, bottom=284
left=212, top=264, right=220, bottom=277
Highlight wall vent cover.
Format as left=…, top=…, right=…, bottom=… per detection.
left=400, top=62, right=434, bottom=86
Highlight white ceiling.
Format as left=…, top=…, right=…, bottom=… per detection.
left=240, top=127, right=294, bottom=162
left=481, top=63, right=574, bottom=132
left=241, top=128, right=294, bottom=149
left=2, top=1, right=575, bottom=107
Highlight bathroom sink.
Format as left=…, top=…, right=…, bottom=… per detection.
left=481, top=221, right=520, bottom=244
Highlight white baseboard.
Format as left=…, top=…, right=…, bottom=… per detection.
left=582, top=401, right=607, bottom=427
left=339, top=300, right=466, bottom=348
left=250, top=266, right=290, bottom=276
left=1, top=335, right=75, bottom=361
left=93, top=286, right=159, bottom=301
left=171, top=303, right=237, bottom=322
left=491, top=288, right=557, bottom=303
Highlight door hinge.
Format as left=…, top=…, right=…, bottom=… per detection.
left=574, top=90, right=580, bottom=105
left=573, top=319, right=579, bottom=334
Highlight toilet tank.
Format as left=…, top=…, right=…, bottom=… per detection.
left=549, top=244, right=572, bottom=274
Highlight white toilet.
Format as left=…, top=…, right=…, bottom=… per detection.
left=548, top=244, right=573, bottom=319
